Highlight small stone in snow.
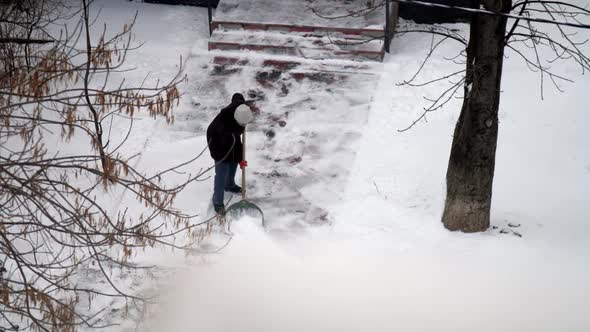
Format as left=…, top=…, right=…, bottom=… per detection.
left=288, top=156, right=302, bottom=164
left=281, top=83, right=289, bottom=95
left=265, top=129, right=276, bottom=139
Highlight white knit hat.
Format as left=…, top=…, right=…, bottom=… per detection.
left=234, top=104, right=253, bottom=126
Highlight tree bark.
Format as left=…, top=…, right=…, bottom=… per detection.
left=442, top=0, right=512, bottom=232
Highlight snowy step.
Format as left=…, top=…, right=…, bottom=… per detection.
left=213, top=0, right=386, bottom=33
left=210, top=21, right=384, bottom=39
left=208, top=29, right=384, bottom=61
left=210, top=55, right=375, bottom=74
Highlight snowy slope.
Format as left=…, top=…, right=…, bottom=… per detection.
left=67, top=1, right=590, bottom=331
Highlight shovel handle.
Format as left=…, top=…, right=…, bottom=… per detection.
left=241, top=126, right=246, bottom=200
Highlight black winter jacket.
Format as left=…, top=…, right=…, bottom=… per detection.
left=206, top=101, right=245, bottom=163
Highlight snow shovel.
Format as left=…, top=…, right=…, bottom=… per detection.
left=225, top=126, right=265, bottom=227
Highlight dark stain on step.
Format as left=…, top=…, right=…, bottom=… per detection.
left=256, top=70, right=283, bottom=86
left=211, top=65, right=241, bottom=76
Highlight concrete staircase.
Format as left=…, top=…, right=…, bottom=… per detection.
left=208, top=0, right=397, bottom=62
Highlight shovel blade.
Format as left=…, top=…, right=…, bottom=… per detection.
left=225, top=200, right=265, bottom=226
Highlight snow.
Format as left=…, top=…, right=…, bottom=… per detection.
left=27, top=1, right=590, bottom=331
left=210, top=28, right=384, bottom=52
left=214, top=0, right=385, bottom=29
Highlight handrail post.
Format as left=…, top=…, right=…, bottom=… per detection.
left=385, top=0, right=391, bottom=53
left=208, top=0, right=213, bottom=36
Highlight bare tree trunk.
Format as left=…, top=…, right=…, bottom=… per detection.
left=442, top=0, right=511, bottom=232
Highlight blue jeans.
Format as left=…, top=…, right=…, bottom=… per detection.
left=212, top=161, right=238, bottom=207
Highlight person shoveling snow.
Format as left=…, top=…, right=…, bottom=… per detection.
left=206, top=93, right=254, bottom=215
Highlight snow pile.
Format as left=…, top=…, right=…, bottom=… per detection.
left=141, top=220, right=589, bottom=332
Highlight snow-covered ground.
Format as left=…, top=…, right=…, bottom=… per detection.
left=70, top=1, right=590, bottom=331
